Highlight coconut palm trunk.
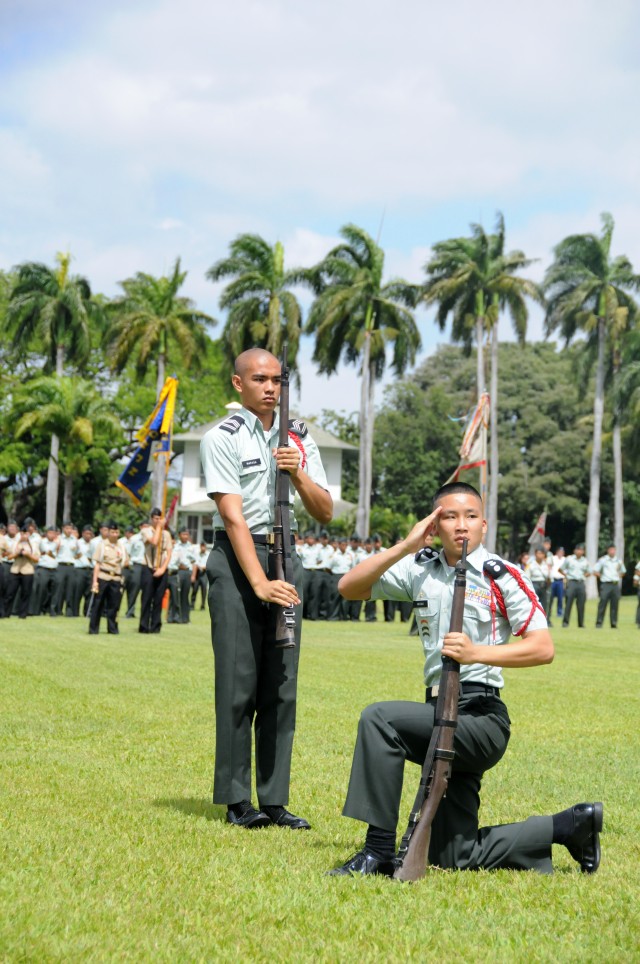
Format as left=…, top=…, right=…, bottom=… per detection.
left=45, top=346, right=65, bottom=526
left=585, top=315, right=606, bottom=599
left=63, top=474, right=73, bottom=523
left=486, top=324, right=499, bottom=551
left=612, top=348, right=624, bottom=563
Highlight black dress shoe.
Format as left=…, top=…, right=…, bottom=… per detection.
left=565, top=802, right=603, bottom=873
left=226, top=801, right=271, bottom=829
left=261, top=806, right=310, bottom=830
left=327, top=849, right=396, bottom=877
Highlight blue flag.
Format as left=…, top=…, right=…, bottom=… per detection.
left=116, top=377, right=178, bottom=506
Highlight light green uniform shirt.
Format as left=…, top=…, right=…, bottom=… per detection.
left=200, top=407, right=328, bottom=534
left=594, top=555, right=626, bottom=582
left=37, top=537, right=58, bottom=569
left=330, top=547, right=354, bottom=576
left=57, top=534, right=78, bottom=564
left=371, top=544, right=548, bottom=690
left=559, top=555, right=590, bottom=580
left=173, top=540, right=198, bottom=569
left=127, top=533, right=145, bottom=565
left=74, top=539, right=93, bottom=569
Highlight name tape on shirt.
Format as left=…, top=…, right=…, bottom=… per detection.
left=242, top=458, right=262, bottom=468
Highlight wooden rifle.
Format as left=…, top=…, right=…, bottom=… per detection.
left=268, top=344, right=296, bottom=649
left=393, top=537, right=468, bottom=882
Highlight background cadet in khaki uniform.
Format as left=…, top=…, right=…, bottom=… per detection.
left=559, top=543, right=590, bottom=628
left=71, top=525, right=94, bottom=616
left=54, top=521, right=78, bottom=616
left=329, top=482, right=602, bottom=878
left=594, top=544, right=626, bottom=628
left=89, top=522, right=125, bottom=635
left=139, top=511, right=172, bottom=634
left=200, top=348, right=332, bottom=830
left=5, top=526, right=40, bottom=619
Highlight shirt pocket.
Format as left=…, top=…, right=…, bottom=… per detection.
left=465, top=603, right=494, bottom=643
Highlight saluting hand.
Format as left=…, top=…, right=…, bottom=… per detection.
left=402, top=507, right=443, bottom=554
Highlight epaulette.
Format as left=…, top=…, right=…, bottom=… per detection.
left=288, top=418, right=308, bottom=439
left=483, top=558, right=507, bottom=579
left=415, top=546, right=440, bottom=564
left=218, top=414, right=245, bottom=434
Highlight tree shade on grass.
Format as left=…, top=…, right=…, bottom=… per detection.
left=1, top=606, right=638, bottom=960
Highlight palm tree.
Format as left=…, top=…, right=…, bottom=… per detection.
left=14, top=376, right=122, bottom=521
left=422, top=214, right=542, bottom=550
left=206, top=234, right=305, bottom=377
left=106, top=258, right=215, bottom=507
left=306, top=224, right=420, bottom=538
left=544, top=213, right=640, bottom=589
left=8, top=252, right=98, bottom=525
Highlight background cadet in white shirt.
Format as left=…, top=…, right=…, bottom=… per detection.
left=32, top=525, right=59, bottom=617
left=594, top=544, right=626, bottom=629
left=54, top=520, right=79, bottom=616
left=71, top=525, right=94, bottom=617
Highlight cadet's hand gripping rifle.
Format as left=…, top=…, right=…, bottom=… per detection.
left=393, top=537, right=469, bottom=882
left=269, top=344, right=296, bottom=649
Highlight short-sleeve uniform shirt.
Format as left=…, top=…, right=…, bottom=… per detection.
left=594, top=555, right=626, bottom=582
left=371, top=544, right=548, bottom=690
left=200, top=407, right=328, bottom=534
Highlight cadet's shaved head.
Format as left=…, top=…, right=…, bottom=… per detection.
left=234, top=349, right=280, bottom=378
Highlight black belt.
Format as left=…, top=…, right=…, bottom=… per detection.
left=58, top=562, right=74, bottom=566
left=426, top=682, right=501, bottom=700
left=214, top=530, right=295, bottom=546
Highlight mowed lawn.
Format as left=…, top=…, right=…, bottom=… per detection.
left=1, top=599, right=639, bottom=962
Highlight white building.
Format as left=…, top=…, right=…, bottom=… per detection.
left=173, top=404, right=356, bottom=544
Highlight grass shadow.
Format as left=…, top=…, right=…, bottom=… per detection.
left=153, top=796, right=226, bottom=823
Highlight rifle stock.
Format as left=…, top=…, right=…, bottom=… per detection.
left=393, top=538, right=468, bottom=882
left=270, top=344, right=296, bottom=649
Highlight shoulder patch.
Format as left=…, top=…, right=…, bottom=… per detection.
left=483, top=558, right=507, bottom=579
left=218, top=414, right=245, bottom=434
left=288, top=418, right=308, bottom=439
left=415, top=546, right=440, bottom=564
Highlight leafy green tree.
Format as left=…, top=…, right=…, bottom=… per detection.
left=7, top=253, right=100, bottom=524
left=422, top=213, right=542, bottom=550
left=306, top=223, right=420, bottom=538
left=207, top=235, right=305, bottom=378
left=544, top=212, right=640, bottom=586
left=14, top=376, right=123, bottom=522
left=105, top=258, right=215, bottom=507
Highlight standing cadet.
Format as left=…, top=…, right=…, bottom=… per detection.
left=191, top=542, right=210, bottom=611
left=347, top=535, right=366, bottom=622
left=634, top=560, right=640, bottom=628
left=312, top=530, right=334, bottom=620
left=594, top=544, right=626, bottom=629
left=299, top=532, right=320, bottom=620
left=139, top=511, right=172, bottom=634
left=5, top=525, right=40, bottom=619
left=328, top=537, right=353, bottom=620
left=53, top=520, right=78, bottom=615
left=31, top=525, right=59, bottom=616
left=71, top=525, right=94, bottom=616
left=328, top=482, right=602, bottom=877
left=559, top=544, right=591, bottom=629
left=200, top=348, right=332, bottom=830
left=171, top=528, right=198, bottom=624
left=528, top=547, right=552, bottom=624
left=124, top=524, right=145, bottom=618
left=549, top=547, right=566, bottom=620
left=89, top=522, right=125, bottom=635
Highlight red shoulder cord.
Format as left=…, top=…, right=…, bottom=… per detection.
left=486, top=562, right=546, bottom=641
left=288, top=431, right=307, bottom=470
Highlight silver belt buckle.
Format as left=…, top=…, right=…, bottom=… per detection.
left=430, top=684, right=439, bottom=698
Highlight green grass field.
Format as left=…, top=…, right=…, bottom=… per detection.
left=1, top=600, right=639, bottom=962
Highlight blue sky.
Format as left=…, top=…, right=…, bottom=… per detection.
left=1, top=0, right=639, bottom=415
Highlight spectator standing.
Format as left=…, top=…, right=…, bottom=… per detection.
left=594, top=544, right=626, bottom=629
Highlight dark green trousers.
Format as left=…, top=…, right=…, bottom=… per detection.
left=563, top=580, right=586, bottom=627
left=342, top=694, right=554, bottom=873
left=596, top=583, right=620, bottom=627
left=207, top=542, right=303, bottom=806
